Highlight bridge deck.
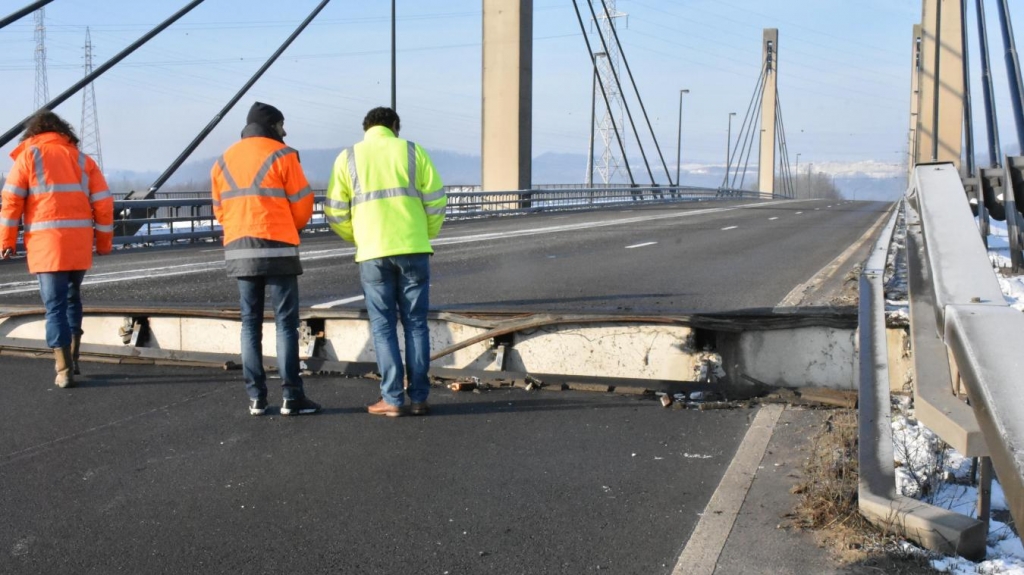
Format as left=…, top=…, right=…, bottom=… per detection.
left=0, top=355, right=849, bottom=574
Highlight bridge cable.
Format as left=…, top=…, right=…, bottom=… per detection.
left=995, top=0, right=1024, bottom=155
left=976, top=0, right=1004, bottom=168
left=570, top=0, right=635, bottom=186
left=584, top=0, right=655, bottom=185
left=723, top=61, right=766, bottom=189
left=597, top=0, right=674, bottom=185
left=776, top=97, right=794, bottom=198
left=734, top=76, right=766, bottom=191
left=962, top=0, right=977, bottom=177
left=731, top=64, right=767, bottom=190
left=147, top=0, right=333, bottom=195
left=776, top=85, right=794, bottom=197
left=0, top=0, right=54, bottom=31
left=0, top=0, right=207, bottom=149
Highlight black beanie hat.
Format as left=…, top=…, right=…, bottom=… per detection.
left=246, top=102, right=284, bottom=127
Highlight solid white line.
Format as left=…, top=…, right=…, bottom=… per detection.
left=310, top=295, right=364, bottom=309
left=768, top=217, right=779, bottom=221
left=775, top=206, right=894, bottom=308
left=721, top=226, right=738, bottom=231
left=625, top=241, right=657, bottom=249
left=671, top=404, right=785, bottom=575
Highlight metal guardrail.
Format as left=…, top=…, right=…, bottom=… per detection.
left=104, top=185, right=763, bottom=245
left=857, top=200, right=987, bottom=559
left=858, top=162, right=1024, bottom=559
left=909, top=163, right=1024, bottom=533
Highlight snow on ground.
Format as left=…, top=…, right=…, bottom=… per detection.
left=985, top=218, right=1024, bottom=311
left=892, top=398, right=1024, bottom=574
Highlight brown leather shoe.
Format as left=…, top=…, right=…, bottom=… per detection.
left=367, top=398, right=402, bottom=417
left=409, top=401, right=429, bottom=416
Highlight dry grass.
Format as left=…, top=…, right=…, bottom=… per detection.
left=789, top=409, right=940, bottom=574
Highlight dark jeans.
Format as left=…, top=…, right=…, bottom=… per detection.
left=237, top=275, right=304, bottom=401
left=359, top=254, right=431, bottom=407
left=37, top=271, right=86, bottom=349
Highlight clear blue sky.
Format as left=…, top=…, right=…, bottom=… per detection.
left=1, top=0, right=1022, bottom=176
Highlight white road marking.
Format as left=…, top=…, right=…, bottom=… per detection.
left=721, top=226, right=738, bottom=231
left=768, top=217, right=779, bottom=221
left=311, top=295, right=364, bottom=309
left=625, top=241, right=657, bottom=249
left=671, top=405, right=785, bottom=575
left=0, top=198, right=799, bottom=295
left=795, top=211, right=803, bottom=214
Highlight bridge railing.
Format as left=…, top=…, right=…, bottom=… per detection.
left=858, top=162, right=1024, bottom=558
left=105, top=185, right=763, bottom=245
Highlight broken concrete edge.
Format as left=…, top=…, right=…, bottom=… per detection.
left=857, top=201, right=988, bottom=560
left=1, top=338, right=856, bottom=411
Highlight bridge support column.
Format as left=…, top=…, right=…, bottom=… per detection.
left=915, top=0, right=964, bottom=168
left=482, top=0, right=533, bottom=195
left=758, top=29, right=778, bottom=199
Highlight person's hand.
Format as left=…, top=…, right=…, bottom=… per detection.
left=0, top=247, right=15, bottom=260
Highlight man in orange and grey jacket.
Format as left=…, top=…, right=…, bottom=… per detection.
left=1, top=110, right=113, bottom=388
left=211, top=102, right=320, bottom=417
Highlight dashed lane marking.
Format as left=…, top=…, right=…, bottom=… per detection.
left=768, top=217, right=779, bottom=221
left=310, top=295, right=365, bottom=309
left=721, top=226, right=738, bottom=231
left=625, top=242, right=658, bottom=249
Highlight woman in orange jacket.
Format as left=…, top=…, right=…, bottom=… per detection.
left=0, top=111, right=114, bottom=388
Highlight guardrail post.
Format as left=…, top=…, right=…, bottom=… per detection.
left=1002, top=157, right=1024, bottom=270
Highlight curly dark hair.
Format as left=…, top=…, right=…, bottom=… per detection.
left=362, top=107, right=400, bottom=133
left=21, top=110, right=79, bottom=145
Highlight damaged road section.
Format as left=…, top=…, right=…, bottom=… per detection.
left=0, top=305, right=858, bottom=395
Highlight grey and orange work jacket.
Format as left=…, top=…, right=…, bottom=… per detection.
left=211, top=124, right=313, bottom=277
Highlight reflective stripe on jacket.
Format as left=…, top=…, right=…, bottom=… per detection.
left=324, top=126, right=445, bottom=262
left=0, top=132, right=113, bottom=273
left=211, top=128, right=313, bottom=277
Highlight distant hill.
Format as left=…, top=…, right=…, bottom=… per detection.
left=103, top=148, right=904, bottom=201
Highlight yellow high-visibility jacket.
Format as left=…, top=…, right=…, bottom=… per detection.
left=325, top=126, right=445, bottom=262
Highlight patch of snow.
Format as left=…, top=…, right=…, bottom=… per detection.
left=982, top=218, right=1024, bottom=311
left=892, top=399, right=1024, bottom=574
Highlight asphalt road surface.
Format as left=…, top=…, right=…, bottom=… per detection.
left=0, top=356, right=755, bottom=575
left=0, top=199, right=889, bottom=313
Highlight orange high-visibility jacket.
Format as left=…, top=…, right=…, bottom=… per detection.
left=1, top=132, right=113, bottom=274
left=211, top=133, right=313, bottom=277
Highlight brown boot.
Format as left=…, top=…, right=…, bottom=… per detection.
left=71, top=334, right=82, bottom=375
left=367, top=398, right=402, bottom=417
left=53, top=346, right=75, bottom=388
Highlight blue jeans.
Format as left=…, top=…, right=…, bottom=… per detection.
left=359, top=254, right=431, bottom=407
left=37, top=271, right=86, bottom=349
left=237, top=275, right=304, bottom=401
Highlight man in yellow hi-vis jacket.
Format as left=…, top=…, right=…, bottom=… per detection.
left=325, top=107, right=446, bottom=417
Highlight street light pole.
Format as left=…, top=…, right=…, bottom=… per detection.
left=676, top=89, right=689, bottom=187
left=795, top=153, right=801, bottom=197
left=724, top=112, right=736, bottom=188
left=390, top=0, right=396, bottom=111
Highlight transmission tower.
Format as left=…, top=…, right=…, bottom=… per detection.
left=33, top=8, right=49, bottom=109
left=592, top=0, right=627, bottom=185
left=80, top=27, right=103, bottom=170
